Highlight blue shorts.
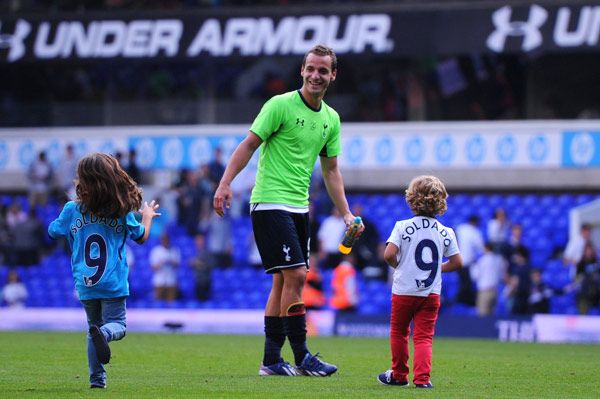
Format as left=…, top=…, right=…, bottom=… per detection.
left=251, top=209, right=310, bottom=274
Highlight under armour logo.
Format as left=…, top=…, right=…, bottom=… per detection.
left=282, top=244, right=291, bottom=262
left=296, top=118, right=304, bottom=126
left=487, top=5, right=548, bottom=52
left=0, top=19, right=31, bottom=62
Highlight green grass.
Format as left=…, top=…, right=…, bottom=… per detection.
left=1, top=332, right=599, bottom=398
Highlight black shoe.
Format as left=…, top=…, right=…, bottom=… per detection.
left=89, top=325, right=111, bottom=364
left=90, top=384, right=106, bottom=389
left=415, top=382, right=434, bottom=388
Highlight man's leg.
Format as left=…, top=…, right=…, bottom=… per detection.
left=280, top=267, right=309, bottom=366
left=252, top=209, right=320, bottom=375
left=281, top=266, right=337, bottom=376
left=263, top=273, right=286, bottom=366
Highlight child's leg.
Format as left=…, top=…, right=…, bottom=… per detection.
left=412, top=294, right=440, bottom=385
left=101, top=296, right=127, bottom=342
left=81, top=299, right=106, bottom=387
left=390, top=294, right=416, bottom=383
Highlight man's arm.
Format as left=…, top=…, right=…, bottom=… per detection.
left=213, top=132, right=263, bottom=216
left=319, top=156, right=355, bottom=226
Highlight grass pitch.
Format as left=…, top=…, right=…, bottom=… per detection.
left=1, top=332, right=599, bottom=398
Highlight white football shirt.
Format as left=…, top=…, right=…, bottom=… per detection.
left=387, top=216, right=460, bottom=297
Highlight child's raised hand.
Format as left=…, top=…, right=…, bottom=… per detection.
left=141, top=200, right=161, bottom=218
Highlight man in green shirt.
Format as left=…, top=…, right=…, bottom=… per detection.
left=214, top=44, right=362, bottom=377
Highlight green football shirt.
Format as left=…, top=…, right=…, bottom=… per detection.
left=250, top=90, right=341, bottom=207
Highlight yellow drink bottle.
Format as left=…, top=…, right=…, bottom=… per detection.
left=338, top=216, right=362, bottom=254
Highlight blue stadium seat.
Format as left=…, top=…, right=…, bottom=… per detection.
left=19, top=192, right=574, bottom=317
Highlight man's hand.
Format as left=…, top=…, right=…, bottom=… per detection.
left=213, top=183, right=231, bottom=217
left=343, top=212, right=365, bottom=235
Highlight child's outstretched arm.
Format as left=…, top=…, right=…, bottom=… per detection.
left=136, top=200, right=161, bottom=244
left=442, top=253, right=463, bottom=273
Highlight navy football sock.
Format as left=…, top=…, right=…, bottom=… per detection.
left=263, top=316, right=286, bottom=366
left=283, top=314, right=308, bottom=366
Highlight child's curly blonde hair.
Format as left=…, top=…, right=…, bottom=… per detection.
left=405, top=175, right=448, bottom=217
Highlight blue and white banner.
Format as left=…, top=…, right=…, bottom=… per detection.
left=0, top=136, right=128, bottom=171
left=562, top=131, right=600, bottom=167
left=534, top=314, right=600, bottom=343
left=0, top=125, right=245, bottom=171
left=129, top=135, right=244, bottom=170
left=334, top=313, right=537, bottom=342
left=0, top=121, right=599, bottom=172
left=341, top=123, right=561, bottom=169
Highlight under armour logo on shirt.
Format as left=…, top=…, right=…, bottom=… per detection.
left=283, top=245, right=291, bottom=262
left=296, top=118, right=304, bottom=126
left=487, top=5, right=548, bottom=52
left=0, top=20, right=31, bottom=62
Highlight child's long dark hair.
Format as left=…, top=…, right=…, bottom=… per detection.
left=75, top=153, right=142, bottom=219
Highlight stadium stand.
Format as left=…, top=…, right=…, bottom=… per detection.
left=1, top=192, right=597, bottom=316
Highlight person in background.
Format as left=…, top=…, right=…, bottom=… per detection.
left=470, top=242, right=507, bottom=316
left=0, top=204, right=9, bottom=265
left=303, top=262, right=326, bottom=337
left=563, top=223, right=593, bottom=280
left=505, top=223, right=529, bottom=263
left=56, top=143, right=78, bottom=203
left=329, top=253, right=359, bottom=313
left=214, top=44, right=361, bottom=377
left=455, top=215, right=484, bottom=306
left=205, top=212, right=233, bottom=268
left=149, top=233, right=181, bottom=302
left=5, top=202, right=26, bottom=265
left=6, top=202, right=27, bottom=229
left=317, top=207, right=346, bottom=270
left=505, top=247, right=532, bottom=315
left=351, top=203, right=385, bottom=280
left=11, top=207, right=45, bottom=266
left=27, top=150, right=54, bottom=208
left=303, top=265, right=326, bottom=311
left=1, top=269, right=28, bottom=308
left=114, top=151, right=124, bottom=168
left=125, top=148, right=141, bottom=184
left=528, top=268, right=564, bottom=314
left=189, top=233, right=212, bottom=301
left=175, top=168, right=211, bottom=236
left=573, top=242, right=600, bottom=314
left=207, top=147, right=226, bottom=190
left=377, top=175, right=462, bottom=389
left=48, top=152, right=160, bottom=389
left=487, top=207, right=511, bottom=255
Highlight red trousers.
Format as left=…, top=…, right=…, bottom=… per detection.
left=390, top=293, right=440, bottom=385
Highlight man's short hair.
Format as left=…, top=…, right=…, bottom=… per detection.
left=303, top=44, right=337, bottom=71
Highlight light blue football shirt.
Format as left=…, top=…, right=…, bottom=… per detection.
left=48, top=201, right=144, bottom=300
